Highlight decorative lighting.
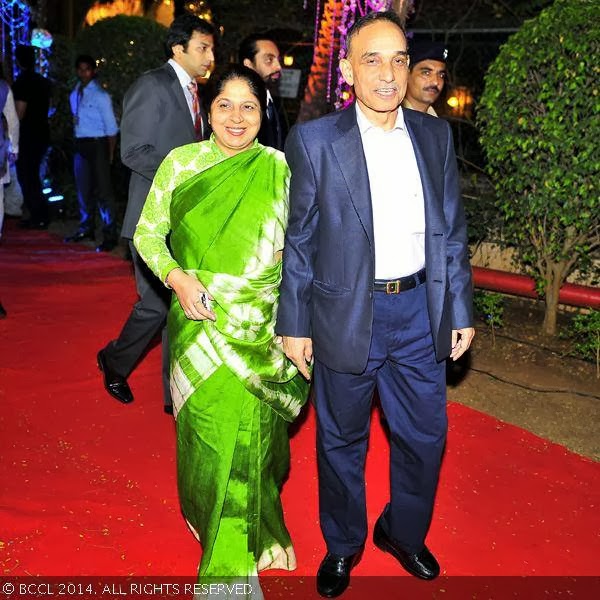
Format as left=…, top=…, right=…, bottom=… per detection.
left=155, top=0, right=174, bottom=26
left=300, top=1, right=420, bottom=119
left=31, top=28, right=53, bottom=50
left=84, top=1, right=212, bottom=29
left=283, top=55, right=294, bottom=67
left=0, top=0, right=31, bottom=80
left=301, top=0, right=397, bottom=110
left=85, top=0, right=144, bottom=26
left=446, top=86, right=474, bottom=118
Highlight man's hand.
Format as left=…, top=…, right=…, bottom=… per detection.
left=281, top=336, right=313, bottom=380
left=450, top=327, right=475, bottom=361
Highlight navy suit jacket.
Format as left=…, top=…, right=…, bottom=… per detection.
left=276, top=104, right=473, bottom=373
left=120, top=63, right=209, bottom=239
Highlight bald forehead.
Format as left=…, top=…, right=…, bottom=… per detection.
left=255, top=39, right=279, bottom=58
left=347, top=20, right=407, bottom=56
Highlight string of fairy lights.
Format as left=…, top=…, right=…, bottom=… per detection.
left=2, top=1, right=414, bottom=109
left=85, top=0, right=212, bottom=27
left=0, top=0, right=31, bottom=80
left=329, top=0, right=398, bottom=108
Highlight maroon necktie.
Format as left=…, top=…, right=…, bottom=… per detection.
left=187, top=80, right=203, bottom=140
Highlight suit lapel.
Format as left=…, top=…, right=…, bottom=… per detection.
left=404, top=109, right=445, bottom=233
left=163, top=63, right=196, bottom=139
left=331, top=107, right=374, bottom=248
left=199, top=102, right=210, bottom=140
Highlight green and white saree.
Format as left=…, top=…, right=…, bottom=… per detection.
left=134, top=139, right=308, bottom=589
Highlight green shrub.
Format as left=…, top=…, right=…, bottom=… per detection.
left=477, top=0, right=600, bottom=337
left=474, top=291, right=504, bottom=348
left=48, top=16, right=168, bottom=222
left=563, top=310, right=600, bottom=378
left=74, top=15, right=167, bottom=120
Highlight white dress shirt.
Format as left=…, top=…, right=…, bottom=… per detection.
left=168, top=58, right=197, bottom=123
left=356, top=103, right=426, bottom=279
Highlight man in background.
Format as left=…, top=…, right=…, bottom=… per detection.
left=402, top=40, right=448, bottom=116
left=64, top=55, right=119, bottom=252
left=97, top=14, right=215, bottom=413
left=239, top=33, right=287, bottom=150
left=13, top=44, right=52, bottom=229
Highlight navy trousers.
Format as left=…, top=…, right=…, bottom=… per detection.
left=73, top=137, right=116, bottom=240
left=16, top=140, right=48, bottom=225
left=314, top=283, right=447, bottom=556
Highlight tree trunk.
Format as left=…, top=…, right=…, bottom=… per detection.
left=542, top=269, right=562, bottom=336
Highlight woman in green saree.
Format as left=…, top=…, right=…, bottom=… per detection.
left=133, top=65, right=308, bottom=591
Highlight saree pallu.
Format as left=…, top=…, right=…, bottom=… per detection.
left=167, top=146, right=308, bottom=591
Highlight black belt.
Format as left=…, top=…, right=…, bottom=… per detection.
left=374, top=268, right=426, bottom=294
left=75, top=136, right=107, bottom=142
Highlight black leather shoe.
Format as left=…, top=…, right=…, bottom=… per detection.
left=64, top=230, right=94, bottom=243
left=95, top=239, right=117, bottom=252
left=373, top=517, right=439, bottom=580
left=97, top=349, right=134, bottom=404
left=316, top=551, right=361, bottom=598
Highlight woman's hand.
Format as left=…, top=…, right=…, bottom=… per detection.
left=166, top=268, right=216, bottom=321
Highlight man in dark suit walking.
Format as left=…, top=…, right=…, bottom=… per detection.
left=276, top=11, right=474, bottom=598
left=97, top=14, right=215, bottom=412
left=13, top=45, right=52, bottom=230
left=239, top=33, right=287, bottom=150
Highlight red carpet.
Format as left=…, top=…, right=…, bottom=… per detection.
left=1, top=221, right=599, bottom=597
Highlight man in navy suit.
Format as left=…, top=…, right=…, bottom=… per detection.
left=276, top=11, right=474, bottom=598
left=97, top=15, right=215, bottom=412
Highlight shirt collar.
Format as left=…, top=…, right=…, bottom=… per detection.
left=78, top=78, right=99, bottom=93
left=402, top=98, right=438, bottom=117
left=355, top=102, right=405, bottom=135
left=168, top=58, right=194, bottom=89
